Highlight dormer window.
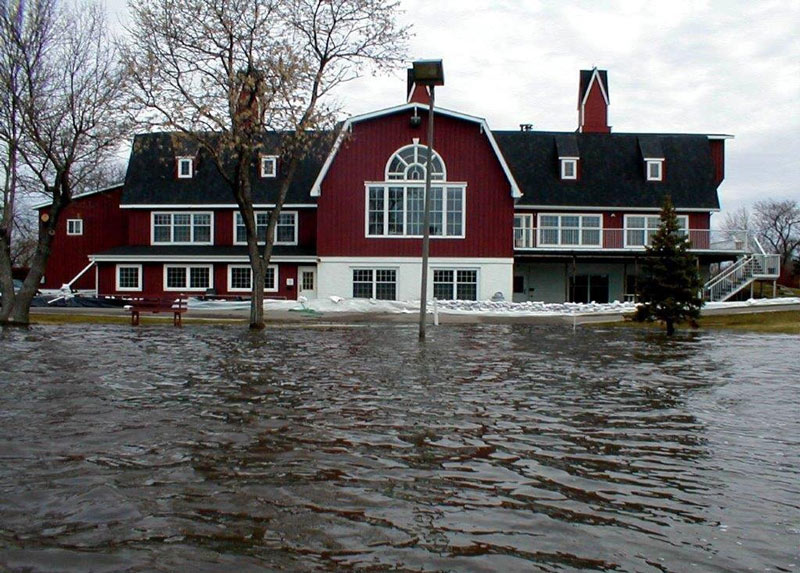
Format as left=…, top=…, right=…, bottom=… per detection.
left=561, top=158, right=578, bottom=180
left=260, top=155, right=278, bottom=178
left=555, top=134, right=580, bottom=181
left=177, top=157, right=193, bottom=179
left=646, top=160, right=663, bottom=181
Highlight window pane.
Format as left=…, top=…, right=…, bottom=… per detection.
left=235, top=213, right=246, bottom=243
left=562, top=215, right=579, bottom=228
left=627, top=229, right=645, bottom=246
left=582, top=216, right=600, bottom=228
left=446, top=188, right=462, bottom=236
left=456, top=270, right=477, bottom=300
left=368, top=188, right=384, bottom=235
left=230, top=267, right=251, bottom=290
left=118, top=267, right=139, bottom=289
left=374, top=269, right=396, bottom=300
left=406, top=187, right=424, bottom=235
left=193, top=214, right=211, bottom=242
left=190, top=267, right=210, bottom=289
left=433, top=269, right=454, bottom=300
left=541, top=228, right=559, bottom=245
left=166, top=267, right=186, bottom=288
left=388, top=187, right=404, bottom=235
left=276, top=212, right=296, bottom=243
left=430, top=187, right=443, bottom=236
left=628, top=216, right=645, bottom=229
left=540, top=215, right=559, bottom=228
left=561, top=229, right=579, bottom=245
left=582, top=229, right=601, bottom=245
left=265, top=267, right=275, bottom=290
left=353, top=269, right=373, bottom=298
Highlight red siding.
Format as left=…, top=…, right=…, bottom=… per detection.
left=581, top=84, right=609, bottom=133
left=98, top=262, right=302, bottom=299
left=317, top=111, right=514, bottom=258
left=40, top=187, right=127, bottom=289
left=128, top=207, right=316, bottom=248
left=710, top=140, right=725, bottom=185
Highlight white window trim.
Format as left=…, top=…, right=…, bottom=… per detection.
left=623, top=214, right=688, bottom=248
left=260, top=155, right=278, bottom=178
left=232, top=211, right=298, bottom=246
left=66, top=218, right=83, bottom=236
left=432, top=268, right=479, bottom=300
left=364, top=184, right=467, bottom=239
left=536, top=213, right=603, bottom=249
left=151, top=211, right=214, bottom=245
left=351, top=267, right=398, bottom=300
left=163, top=264, right=214, bottom=292
left=646, top=159, right=663, bottom=181
left=384, top=143, right=447, bottom=181
left=227, top=264, right=279, bottom=293
left=177, top=157, right=194, bottom=179
left=514, top=213, right=533, bottom=248
left=116, top=264, right=142, bottom=291
left=560, top=158, right=578, bottom=180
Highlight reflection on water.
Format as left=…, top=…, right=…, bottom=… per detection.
left=0, top=324, right=798, bottom=571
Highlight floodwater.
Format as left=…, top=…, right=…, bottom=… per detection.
left=0, top=323, right=798, bottom=572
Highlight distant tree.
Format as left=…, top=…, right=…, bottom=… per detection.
left=751, top=199, right=799, bottom=271
left=0, top=0, right=128, bottom=325
left=634, top=195, right=703, bottom=335
left=122, top=0, right=409, bottom=329
left=720, top=200, right=799, bottom=272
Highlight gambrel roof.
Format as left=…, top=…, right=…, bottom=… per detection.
left=122, top=132, right=334, bottom=207
left=121, top=126, right=725, bottom=212
left=495, top=131, right=723, bottom=210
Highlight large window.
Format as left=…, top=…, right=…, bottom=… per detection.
left=625, top=215, right=687, bottom=247
left=352, top=269, right=396, bottom=300
left=367, top=186, right=464, bottom=237
left=152, top=212, right=212, bottom=244
left=538, top=214, right=601, bottom=247
left=116, top=265, right=142, bottom=291
left=433, top=269, right=477, bottom=300
left=163, top=265, right=213, bottom=291
left=234, top=211, right=297, bottom=245
left=227, top=264, right=277, bottom=292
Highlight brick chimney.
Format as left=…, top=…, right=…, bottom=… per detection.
left=578, top=68, right=610, bottom=133
left=236, top=68, right=265, bottom=131
left=406, top=67, right=432, bottom=105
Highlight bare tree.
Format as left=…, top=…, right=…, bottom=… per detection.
left=752, top=199, right=800, bottom=270
left=123, top=0, right=409, bottom=328
left=0, top=0, right=128, bottom=325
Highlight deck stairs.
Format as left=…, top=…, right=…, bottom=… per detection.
left=703, top=236, right=781, bottom=302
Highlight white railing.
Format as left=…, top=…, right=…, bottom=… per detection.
left=703, top=253, right=781, bottom=302
left=513, top=227, right=754, bottom=251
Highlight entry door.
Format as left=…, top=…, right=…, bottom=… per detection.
left=298, top=266, right=317, bottom=299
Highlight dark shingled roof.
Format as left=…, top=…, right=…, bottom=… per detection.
left=94, top=245, right=316, bottom=259
left=123, top=131, right=334, bottom=206
left=494, top=131, right=720, bottom=210
left=638, top=136, right=664, bottom=159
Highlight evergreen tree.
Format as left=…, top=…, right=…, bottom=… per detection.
left=634, top=195, right=703, bottom=335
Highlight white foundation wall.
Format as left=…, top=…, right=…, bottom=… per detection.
left=318, top=257, right=514, bottom=301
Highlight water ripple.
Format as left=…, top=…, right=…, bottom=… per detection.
left=0, top=323, right=798, bottom=571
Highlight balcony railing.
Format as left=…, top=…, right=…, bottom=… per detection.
left=513, top=227, right=755, bottom=252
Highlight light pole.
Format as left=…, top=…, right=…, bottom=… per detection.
left=412, top=59, right=444, bottom=340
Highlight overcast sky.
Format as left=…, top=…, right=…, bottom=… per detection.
left=105, top=0, right=799, bottom=222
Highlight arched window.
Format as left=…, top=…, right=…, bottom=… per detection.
left=385, top=144, right=446, bottom=181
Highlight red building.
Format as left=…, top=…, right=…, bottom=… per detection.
left=40, top=68, right=770, bottom=303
